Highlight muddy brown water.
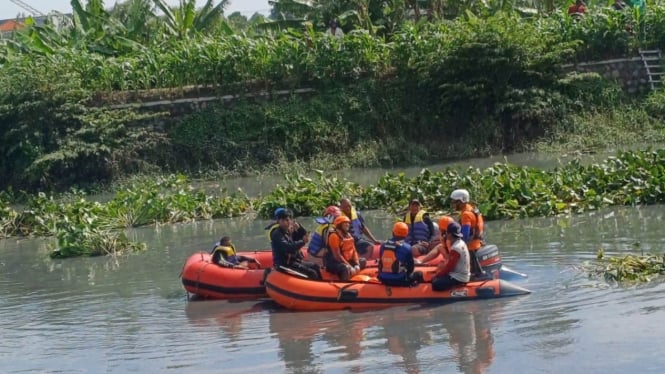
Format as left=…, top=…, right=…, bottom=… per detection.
left=2, top=203, right=665, bottom=373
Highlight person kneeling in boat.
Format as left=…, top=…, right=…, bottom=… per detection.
left=432, top=222, right=471, bottom=291
left=211, top=236, right=261, bottom=269
left=270, top=208, right=322, bottom=279
left=377, top=222, right=424, bottom=287
left=324, top=215, right=363, bottom=281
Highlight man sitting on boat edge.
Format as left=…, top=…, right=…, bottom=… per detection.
left=403, top=198, right=437, bottom=258
left=432, top=222, right=471, bottom=291
left=324, top=215, right=363, bottom=281
left=270, top=208, right=322, bottom=279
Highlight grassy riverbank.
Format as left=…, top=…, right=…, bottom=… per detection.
left=3, top=9, right=665, bottom=191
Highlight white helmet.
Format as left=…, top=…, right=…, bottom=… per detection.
left=450, top=189, right=470, bottom=203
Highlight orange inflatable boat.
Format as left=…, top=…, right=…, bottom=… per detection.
left=265, top=268, right=531, bottom=311
left=181, top=251, right=273, bottom=299
left=181, top=244, right=382, bottom=300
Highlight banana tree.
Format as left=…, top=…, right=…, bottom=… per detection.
left=152, top=0, right=229, bottom=38
left=109, top=0, right=158, bottom=43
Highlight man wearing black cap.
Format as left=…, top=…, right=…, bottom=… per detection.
left=402, top=198, right=436, bottom=257
left=270, top=208, right=321, bottom=279
left=432, top=222, right=470, bottom=291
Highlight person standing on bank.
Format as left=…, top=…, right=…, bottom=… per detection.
left=403, top=198, right=436, bottom=258
left=270, top=208, right=321, bottom=279
left=325, top=19, right=344, bottom=39
left=339, top=198, right=380, bottom=257
left=450, top=189, right=486, bottom=276
left=432, top=222, right=470, bottom=291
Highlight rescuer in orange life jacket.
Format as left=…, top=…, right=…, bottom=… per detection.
left=450, top=189, right=486, bottom=276
left=324, top=215, right=362, bottom=281
left=377, top=222, right=424, bottom=287
left=339, top=198, right=380, bottom=257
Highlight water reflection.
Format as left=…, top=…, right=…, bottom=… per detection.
left=265, top=300, right=507, bottom=374
left=269, top=311, right=318, bottom=373
left=375, top=301, right=503, bottom=374
left=185, top=298, right=273, bottom=342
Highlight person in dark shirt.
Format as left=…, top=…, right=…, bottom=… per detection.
left=270, top=209, right=321, bottom=279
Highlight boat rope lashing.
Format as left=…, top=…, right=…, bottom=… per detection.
left=195, top=261, right=212, bottom=292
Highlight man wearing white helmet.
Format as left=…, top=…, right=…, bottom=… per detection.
left=450, top=189, right=485, bottom=275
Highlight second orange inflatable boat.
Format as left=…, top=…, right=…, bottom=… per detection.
left=265, top=268, right=531, bottom=311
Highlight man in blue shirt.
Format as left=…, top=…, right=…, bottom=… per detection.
left=378, top=222, right=423, bottom=287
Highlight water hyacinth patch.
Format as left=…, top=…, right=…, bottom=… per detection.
left=580, top=249, right=665, bottom=283
left=1, top=150, right=665, bottom=258
left=258, top=170, right=364, bottom=219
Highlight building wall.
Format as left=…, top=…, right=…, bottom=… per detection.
left=106, top=54, right=662, bottom=115
left=563, top=56, right=655, bottom=94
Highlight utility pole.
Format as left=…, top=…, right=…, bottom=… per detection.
left=8, top=0, right=45, bottom=17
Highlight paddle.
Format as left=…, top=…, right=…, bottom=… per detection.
left=278, top=265, right=309, bottom=279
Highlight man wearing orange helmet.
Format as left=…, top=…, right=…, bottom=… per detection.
left=324, top=215, right=361, bottom=281
left=307, top=205, right=342, bottom=258
left=377, top=222, right=423, bottom=287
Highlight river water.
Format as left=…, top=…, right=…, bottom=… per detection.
left=2, top=202, right=665, bottom=373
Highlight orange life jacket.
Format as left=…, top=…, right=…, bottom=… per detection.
left=460, top=203, right=485, bottom=251
left=329, top=231, right=356, bottom=262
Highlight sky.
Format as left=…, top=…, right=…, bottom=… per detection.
left=0, top=0, right=272, bottom=20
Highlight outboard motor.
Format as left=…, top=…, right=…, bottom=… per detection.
left=475, top=244, right=502, bottom=279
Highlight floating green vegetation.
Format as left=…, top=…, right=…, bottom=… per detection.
left=51, top=226, right=146, bottom=258
left=2, top=149, right=665, bottom=258
left=581, top=248, right=665, bottom=283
